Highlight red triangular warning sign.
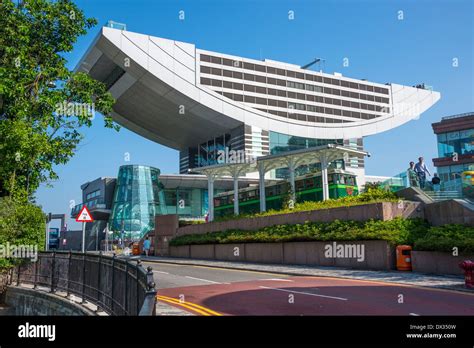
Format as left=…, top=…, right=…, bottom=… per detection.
left=76, top=205, right=94, bottom=222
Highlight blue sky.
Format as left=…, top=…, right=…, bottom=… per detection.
left=37, top=0, right=473, bottom=229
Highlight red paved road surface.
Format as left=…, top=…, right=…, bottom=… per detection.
left=157, top=276, right=474, bottom=316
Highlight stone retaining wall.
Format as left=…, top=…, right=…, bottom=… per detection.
left=3, top=286, right=93, bottom=316
left=412, top=251, right=474, bottom=276
left=170, top=240, right=396, bottom=271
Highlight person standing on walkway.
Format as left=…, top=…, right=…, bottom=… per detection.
left=414, top=157, right=431, bottom=189
left=432, top=173, right=441, bottom=192
left=407, top=161, right=419, bottom=188
left=143, top=237, right=151, bottom=257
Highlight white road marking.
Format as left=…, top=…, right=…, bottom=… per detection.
left=153, top=271, right=170, bottom=274
left=259, top=286, right=348, bottom=301
left=260, top=278, right=294, bottom=282
left=409, top=313, right=420, bottom=316
left=185, top=276, right=221, bottom=284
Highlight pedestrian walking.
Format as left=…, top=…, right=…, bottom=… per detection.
left=414, top=157, right=431, bottom=189
left=143, top=236, right=151, bottom=257
left=407, top=161, right=419, bottom=188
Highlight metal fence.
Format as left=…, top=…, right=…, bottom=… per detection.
left=5, top=251, right=156, bottom=316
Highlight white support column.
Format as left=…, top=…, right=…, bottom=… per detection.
left=207, top=174, right=215, bottom=222
left=321, top=155, right=330, bottom=201
left=287, top=158, right=296, bottom=205
left=258, top=162, right=266, bottom=212
left=233, top=174, right=239, bottom=215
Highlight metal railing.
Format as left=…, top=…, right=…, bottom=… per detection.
left=4, top=251, right=156, bottom=316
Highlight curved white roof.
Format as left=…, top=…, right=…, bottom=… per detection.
left=76, top=27, right=440, bottom=150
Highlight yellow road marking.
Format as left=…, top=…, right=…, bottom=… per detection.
left=157, top=295, right=222, bottom=316
left=158, top=297, right=211, bottom=316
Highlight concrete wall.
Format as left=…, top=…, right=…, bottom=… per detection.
left=412, top=251, right=474, bottom=276
left=154, top=215, right=179, bottom=256
left=3, top=287, right=92, bottom=316
left=423, top=200, right=474, bottom=226
left=176, top=202, right=422, bottom=237
left=170, top=240, right=396, bottom=271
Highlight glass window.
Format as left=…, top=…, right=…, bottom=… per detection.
left=233, top=71, right=243, bottom=79
left=223, top=58, right=234, bottom=66
left=200, top=77, right=211, bottom=85
left=244, top=62, right=255, bottom=70
left=200, top=66, right=211, bottom=74
left=233, top=82, right=243, bottom=90
left=244, top=84, right=256, bottom=92
left=211, top=56, right=222, bottom=64
left=267, top=67, right=276, bottom=75
left=200, top=54, right=211, bottom=62
left=211, top=79, right=222, bottom=87
left=211, top=68, right=222, bottom=76
left=244, top=96, right=256, bottom=103
left=244, top=73, right=255, bottom=81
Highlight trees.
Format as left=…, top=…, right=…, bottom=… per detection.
left=0, top=0, right=118, bottom=201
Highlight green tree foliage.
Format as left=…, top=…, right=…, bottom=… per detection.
left=0, top=0, right=118, bottom=200
left=0, top=197, right=45, bottom=268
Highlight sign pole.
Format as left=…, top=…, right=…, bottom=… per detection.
left=81, top=221, right=86, bottom=253
left=76, top=205, right=93, bottom=254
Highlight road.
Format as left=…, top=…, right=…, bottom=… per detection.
left=143, top=261, right=474, bottom=316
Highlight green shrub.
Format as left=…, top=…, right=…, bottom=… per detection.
left=214, top=187, right=398, bottom=222
left=170, top=217, right=429, bottom=246
left=414, top=224, right=474, bottom=254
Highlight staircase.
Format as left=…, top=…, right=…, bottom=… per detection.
left=424, top=190, right=463, bottom=202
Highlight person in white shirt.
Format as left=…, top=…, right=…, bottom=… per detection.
left=414, top=157, right=431, bottom=189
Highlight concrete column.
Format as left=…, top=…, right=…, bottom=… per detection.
left=288, top=158, right=296, bottom=205
left=233, top=174, right=239, bottom=215
left=258, top=162, right=266, bottom=212
left=321, top=155, right=330, bottom=201
left=207, top=174, right=215, bottom=222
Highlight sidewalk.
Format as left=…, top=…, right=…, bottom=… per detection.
left=142, top=256, right=472, bottom=293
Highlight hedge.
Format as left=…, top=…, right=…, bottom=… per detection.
left=170, top=218, right=429, bottom=246
left=214, top=187, right=399, bottom=222
left=170, top=218, right=474, bottom=253
left=414, top=224, right=474, bottom=254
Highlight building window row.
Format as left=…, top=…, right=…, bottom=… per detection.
left=200, top=54, right=389, bottom=95
left=203, top=78, right=389, bottom=117
left=200, top=66, right=389, bottom=104
left=216, top=91, right=379, bottom=122
left=86, top=189, right=101, bottom=201
left=201, top=77, right=389, bottom=113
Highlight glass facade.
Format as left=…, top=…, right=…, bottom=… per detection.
left=160, top=188, right=210, bottom=218
left=437, top=163, right=473, bottom=192
left=269, top=131, right=343, bottom=155
left=437, top=129, right=474, bottom=157
left=269, top=131, right=345, bottom=178
left=109, top=165, right=164, bottom=242
left=198, top=134, right=231, bottom=167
